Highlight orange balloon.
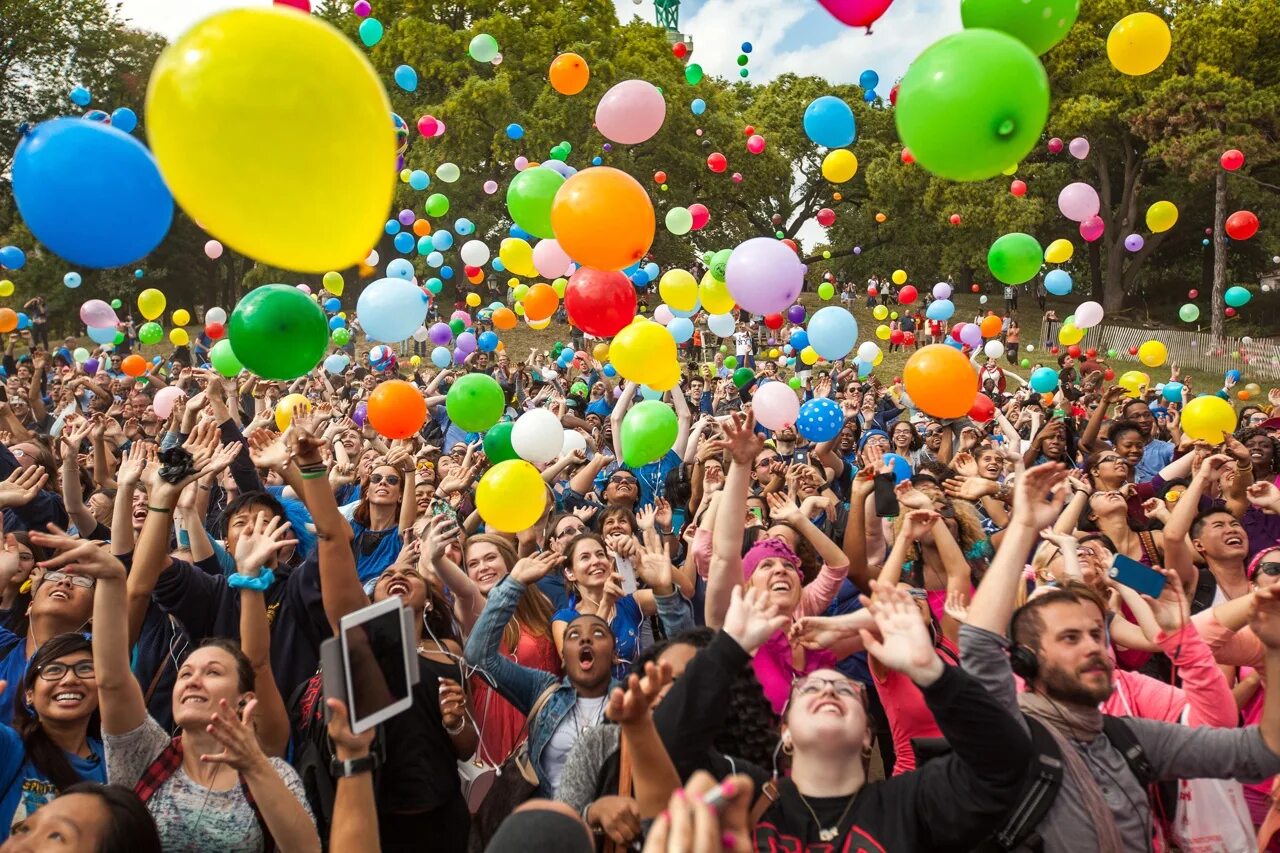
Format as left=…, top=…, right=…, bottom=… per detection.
left=903, top=345, right=978, bottom=419
left=492, top=306, right=518, bottom=330
left=412, top=219, right=432, bottom=237
left=358, top=263, right=375, bottom=278
left=368, top=379, right=426, bottom=439
left=467, top=270, right=484, bottom=285
left=980, top=315, right=1002, bottom=338
left=551, top=167, right=654, bottom=272
left=549, top=52, right=590, bottom=95
left=121, top=354, right=148, bottom=377
left=523, top=283, right=559, bottom=322
left=0, top=309, right=16, bottom=334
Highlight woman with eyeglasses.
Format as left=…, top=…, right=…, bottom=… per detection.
left=0, top=633, right=105, bottom=842
left=888, top=420, right=932, bottom=469
left=348, top=450, right=416, bottom=585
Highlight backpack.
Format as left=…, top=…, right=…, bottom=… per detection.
left=912, top=714, right=1155, bottom=852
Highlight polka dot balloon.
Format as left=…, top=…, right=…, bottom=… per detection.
left=796, top=397, right=844, bottom=442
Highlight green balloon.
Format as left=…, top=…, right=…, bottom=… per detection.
left=732, top=367, right=756, bottom=388
left=1107, top=349, right=1118, bottom=358
left=895, top=29, right=1049, bottom=182
left=665, top=207, right=693, bottom=235
left=449, top=318, right=466, bottom=335
left=1020, top=358, right=1031, bottom=368
left=1179, top=303, right=1201, bottom=323
left=620, top=400, right=678, bottom=467
left=960, top=0, right=1079, bottom=55
left=787, top=376, right=802, bottom=389
left=332, top=328, right=351, bottom=346
left=110, top=299, right=122, bottom=309
left=482, top=421, right=519, bottom=463
left=685, top=63, right=704, bottom=85
left=446, top=373, right=505, bottom=432
left=987, top=232, right=1044, bottom=285
left=1225, top=286, right=1252, bottom=308
left=506, top=167, right=564, bottom=239
left=209, top=339, right=243, bottom=378
left=138, top=321, right=163, bottom=345
left=724, top=355, right=738, bottom=370
left=426, top=278, right=443, bottom=294
left=468, top=33, right=499, bottom=62
left=113, top=331, right=125, bottom=345
left=818, top=282, right=835, bottom=300
left=425, top=193, right=450, bottom=217
left=709, top=249, right=732, bottom=280
left=228, top=284, right=328, bottom=380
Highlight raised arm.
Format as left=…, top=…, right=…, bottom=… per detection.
left=110, top=442, right=151, bottom=556
left=58, top=422, right=96, bottom=535
left=1079, top=385, right=1127, bottom=452
left=610, top=381, right=639, bottom=461
left=670, top=384, right=692, bottom=459
left=1163, top=454, right=1230, bottom=592
left=605, top=663, right=681, bottom=819
left=423, top=515, right=485, bottom=634
left=705, top=412, right=763, bottom=630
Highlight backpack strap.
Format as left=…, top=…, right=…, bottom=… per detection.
left=989, top=717, right=1064, bottom=852
left=1135, top=529, right=1162, bottom=568
left=135, top=737, right=184, bottom=803
left=749, top=779, right=780, bottom=828
left=1102, top=715, right=1156, bottom=788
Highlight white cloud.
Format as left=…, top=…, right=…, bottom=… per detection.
left=115, top=0, right=272, bottom=39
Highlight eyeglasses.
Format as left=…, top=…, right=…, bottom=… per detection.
left=924, top=429, right=943, bottom=437
left=369, top=473, right=401, bottom=486
left=608, top=475, right=636, bottom=486
left=1258, top=563, right=1280, bottom=577
left=793, top=676, right=864, bottom=699
left=1097, top=456, right=1127, bottom=466
left=41, top=571, right=94, bottom=590
left=11, top=448, right=24, bottom=458
left=556, top=525, right=587, bottom=538
left=36, top=660, right=95, bottom=681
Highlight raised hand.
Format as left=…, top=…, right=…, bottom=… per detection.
left=643, top=771, right=755, bottom=853
left=325, top=698, right=376, bottom=761
left=635, top=504, right=658, bottom=532
left=722, top=585, right=788, bottom=655
left=894, top=480, right=933, bottom=511
left=30, top=525, right=125, bottom=582
left=900, top=508, right=941, bottom=542
left=232, top=511, right=298, bottom=573
left=1247, top=481, right=1280, bottom=514
left=720, top=411, right=764, bottom=467
left=1008, top=462, right=1072, bottom=531
left=943, top=591, right=970, bottom=625
left=943, top=475, right=998, bottom=502
left=605, top=660, right=672, bottom=725
left=0, top=466, right=48, bottom=508
left=634, top=527, right=674, bottom=594
left=789, top=614, right=862, bottom=651
left=1250, top=585, right=1280, bottom=650
left=247, top=430, right=291, bottom=472
left=509, top=550, right=563, bottom=585
left=421, top=514, right=460, bottom=562
left=859, top=579, right=943, bottom=685
left=199, top=698, right=269, bottom=774
left=765, top=491, right=802, bottom=524
left=1141, top=568, right=1188, bottom=635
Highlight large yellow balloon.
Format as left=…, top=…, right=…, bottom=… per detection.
left=275, top=392, right=311, bottom=431
left=1044, top=239, right=1074, bottom=264
left=1117, top=370, right=1150, bottom=398
left=499, top=238, right=537, bottom=278
left=137, top=288, right=166, bottom=321
left=698, top=271, right=735, bottom=314
left=821, top=150, right=858, bottom=183
left=476, top=460, right=548, bottom=532
left=1107, top=12, right=1171, bottom=76
left=659, top=269, right=698, bottom=312
left=169, top=328, right=189, bottom=347
left=1145, top=201, right=1178, bottom=234
left=610, top=319, right=679, bottom=390
left=1137, top=340, right=1167, bottom=367
left=1057, top=322, right=1084, bottom=345
left=1181, top=395, right=1238, bottom=444
left=145, top=9, right=394, bottom=272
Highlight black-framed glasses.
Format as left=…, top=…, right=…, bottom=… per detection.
left=41, top=571, right=94, bottom=590
left=1258, top=563, right=1280, bottom=577
left=37, top=660, right=95, bottom=681
left=608, top=475, right=636, bottom=486
left=793, top=676, right=864, bottom=700
left=369, top=473, right=401, bottom=486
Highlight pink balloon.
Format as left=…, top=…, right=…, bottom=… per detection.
left=816, top=0, right=895, bottom=31
left=433, top=119, right=446, bottom=137
left=1047, top=137, right=1063, bottom=153
left=532, top=239, right=572, bottom=278
left=752, top=381, right=801, bottom=432
left=514, top=156, right=529, bottom=171
left=746, top=134, right=766, bottom=154
left=1069, top=137, right=1090, bottom=159
left=204, top=239, right=223, bottom=259
left=1074, top=300, right=1104, bottom=329
left=296, top=284, right=312, bottom=294
left=152, top=386, right=184, bottom=420
left=595, top=80, right=666, bottom=145
left=689, top=203, right=710, bottom=230
left=1057, top=182, right=1100, bottom=222
left=483, top=180, right=498, bottom=194
left=79, top=299, right=117, bottom=328
left=653, top=304, right=674, bottom=325
left=1080, top=215, right=1105, bottom=242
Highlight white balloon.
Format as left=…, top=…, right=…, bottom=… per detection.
left=561, top=429, right=588, bottom=457
left=856, top=341, right=880, bottom=363
left=460, top=240, right=490, bottom=267
left=365, top=249, right=379, bottom=267
left=983, top=340, right=1005, bottom=359
left=1074, top=300, right=1104, bottom=329
left=512, top=408, right=564, bottom=465
left=412, top=325, right=429, bottom=342
left=708, top=313, right=735, bottom=337
left=205, top=307, right=228, bottom=325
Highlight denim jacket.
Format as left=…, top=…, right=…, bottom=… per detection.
left=463, top=575, right=625, bottom=797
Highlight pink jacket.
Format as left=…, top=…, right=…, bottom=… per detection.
left=1193, top=607, right=1265, bottom=669
left=1101, top=623, right=1237, bottom=728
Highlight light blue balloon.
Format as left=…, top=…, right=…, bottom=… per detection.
left=1044, top=269, right=1073, bottom=296
left=506, top=123, right=524, bottom=139
left=394, top=231, right=417, bottom=253
left=592, top=156, right=603, bottom=166
left=16, top=313, right=30, bottom=331
left=323, top=354, right=351, bottom=374
left=384, top=219, right=400, bottom=234
left=386, top=257, right=415, bottom=280
left=432, top=231, right=454, bottom=251
left=356, top=277, right=428, bottom=342
left=643, top=262, right=660, bottom=281
left=409, top=169, right=430, bottom=190
left=882, top=452, right=912, bottom=482
left=491, top=259, right=506, bottom=272
left=639, top=385, right=663, bottom=401
left=1162, top=382, right=1184, bottom=402
left=431, top=346, right=451, bottom=368
left=802, top=96, right=856, bottom=147
left=509, top=225, right=533, bottom=241
left=110, top=107, right=137, bottom=133
left=859, top=69, right=879, bottom=90
left=454, top=218, right=474, bottom=236
left=394, top=64, right=418, bottom=92
left=324, top=297, right=341, bottom=312
left=358, top=17, right=383, bottom=47
left=542, top=160, right=576, bottom=179
left=426, top=251, right=444, bottom=268
left=668, top=317, right=694, bottom=343
left=63, top=271, right=81, bottom=288
left=925, top=299, right=955, bottom=321
left=691, top=98, right=706, bottom=115
left=945, top=339, right=964, bottom=350
left=417, top=236, right=432, bottom=255
left=669, top=299, right=700, bottom=318
left=70, top=86, right=91, bottom=106
left=807, top=307, right=858, bottom=360
left=1030, top=367, right=1059, bottom=394
left=134, top=269, right=144, bottom=278
left=87, top=325, right=116, bottom=344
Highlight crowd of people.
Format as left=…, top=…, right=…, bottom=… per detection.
left=3, top=301, right=1280, bottom=853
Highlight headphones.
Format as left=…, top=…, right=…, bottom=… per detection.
left=1008, top=605, right=1040, bottom=681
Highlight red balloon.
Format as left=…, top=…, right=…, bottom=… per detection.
left=867, top=286, right=878, bottom=297
left=1220, top=149, right=1245, bottom=171
left=898, top=285, right=918, bottom=305
left=688, top=203, right=710, bottom=230
left=1086, top=348, right=1097, bottom=358
left=1050, top=346, right=1060, bottom=355
left=780, top=239, right=799, bottom=254
left=274, top=0, right=311, bottom=9
left=707, top=152, right=727, bottom=173
left=949, top=214, right=961, bottom=225
left=743, top=126, right=755, bottom=136
left=564, top=268, right=636, bottom=338
left=816, top=208, right=836, bottom=226
left=950, top=324, right=965, bottom=342
left=900, top=147, right=914, bottom=164
left=672, top=42, right=688, bottom=58
left=1067, top=345, right=1081, bottom=358
left=1103, top=368, right=1115, bottom=381
left=653, top=171, right=667, bottom=184
left=1010, top=180, right=1027, bottom=197
left=1225, top=210, right=1259, bottom=240
left=968, top=394, right=995, bottom=423
left=816, top=0, right=895, bottom=32
left=1226, top=307, right=1237, bottom=317
left=205, top=321, right=226, bottom=340
left=889, top=83, right=899, bottom=106
left=1188, top=289, right=1198, bottom=298
left=764, top=313, right=784, bottom=330
left=890, top=329, right=904, bottom=344
left=970, top=284, right=980, bottom=293
left=1128, top=346, right=1139, bottom=355
left=902, top=332, right=915, bottom=346
left=464, top=265, right=481, bottom=277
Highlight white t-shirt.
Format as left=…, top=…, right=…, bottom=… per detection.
left=542, top=696, right=608, bottom=794
left=733, top=330, right=752, bottom=356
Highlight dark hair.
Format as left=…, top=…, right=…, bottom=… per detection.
left=1106, top=419, right=1146, bottom=448
left=889, top=419, right=923, bottom=451
left=545, top=513, right=586, bottom=550
left=217, top=491, right=287, bottom=539
left=1236, top=427, right=1280, bottom=475
left=1121, top=398, right=1152, bottom=417
left=195, top=637, right=255, bottom=694
left=596, top=506, right=637, bottom=536
left=1190, top=506, right=1238, bottom=541
left=60, top=782, right=162, bottom=853
left=564, top=532, right=609, bottom=594
left=16, top=633, right=100, bottom=792
left=664, top=463, right=693, bottom=514
left=1011, top=588, right=1090, bottom=651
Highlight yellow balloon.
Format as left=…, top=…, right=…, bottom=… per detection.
left=274, top=392, right=311, bottom=431
left=800, top=346, right=819, bottom=365
left=873, top=350, right=884, bottom=366
left=699, top=271, right=735, bottom=314
left=659, top=269, right=698, bottom=312
left=821, top=150, right=858, bottom=183
left=1137, top=340, right=1167, bottom=367
left=499, top=238, right=537, bottom=278
left=876, top=324, right=891, bottom=340
left=322, top=271, right=344, bottom=295
left=169, top=328, right=190, bottom=347
left=507, top=277, right=520, bottom=289
left=1181, top=395, right=1238, bottom=444
left=0, top=281, right=12, bottom=298
left=465, top=293, right=481, bottom=307
left=137, top=288, right=166, bottom=321
left=410, top=355, right=421, bottom=367
left=592, top=343, right=610, bottom=362
left=610, top=319, right=679, bottom=390
left=1002, top=163, right=1019, bottom=176
left=1145, top=201, right=1178, bottom=234
left=891, top=269, right=907, bottom=285
left=1044, top=239, right=1074, bottom=264
left=476, top=460, right=547, bottom=533
left=146, top=9, right=392, bottom=273
left=1117, top=370, right=1150, bottom=398
left=514, top=302, right=526, bottom=316
left=1107, top=12, right=1171, bottom=76
left=1057, top=322, right=1084, bottom=345
left=872, top=305, right=888, bottom=320
left=527, top=316, right=550, bottom=329
left=552, top=277, right=568, bottom=297
left=769, top=348, right=779, bottom=358
left=171, top=309, right=190, bottom=326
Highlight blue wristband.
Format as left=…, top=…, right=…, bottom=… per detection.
left=227, top=569, right=274, bottom=592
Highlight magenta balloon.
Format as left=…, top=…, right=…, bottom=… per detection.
left=816, top=0, right=895, bottom=30
left=752, top=381, right=801, bottom=432
left=1068, top=137, right=1090, bottom=159
left=595, top=80, right=666, bottom=145
left=725, top=237, right=805, bottom=316
left=1057, top=182, right=1099, bottom=222
left=79, top=299, right=117, bottom=328
left=1047, top=137, right=1063, bottom=153
left=532, top=238, right=572, bottom=278
left=1079, top=215, right=1105, bottom=242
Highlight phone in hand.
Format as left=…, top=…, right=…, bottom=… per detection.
left=1107, top=553, right=1166, bottom=599
left=793, top=449, right=809, bottom=465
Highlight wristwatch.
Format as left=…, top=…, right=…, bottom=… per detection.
left=330, top=754, right=378, bottom=778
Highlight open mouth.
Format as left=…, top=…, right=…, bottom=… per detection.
left=180, top=693, right=209, bottom=706
left=386, top=578, right=412, bottom=597
left=48, top=589, right=70, bottom=602
left=813, top=698, right=844, bottom=716
left=1225, top=534, right=1245, bottom=548
left=578, top=645, right=596, bottom=673
left=770, top=578, right=793, bottom=595
left=52, top=690, right=86, bottom=706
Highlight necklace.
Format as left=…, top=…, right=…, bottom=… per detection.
left=571, top=696, right=605, bottom=735
left=796, top=790, right=857, bottom=843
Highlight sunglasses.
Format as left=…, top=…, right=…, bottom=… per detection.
left=36, top=660, right=95, bottom=681
left=1258, top=563, right=1280, bottom=577
left=556, top=524, right=587, bottom=538
left=41, top=571, right=95, bottom=590
left=608, top=475, right=636, bottom=486
left=369, top=473, right=401, bottom=486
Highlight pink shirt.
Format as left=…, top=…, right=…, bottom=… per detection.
left=874, top=637, right=959, bottom=774
left=1101, top=623, right=1236, bottom=728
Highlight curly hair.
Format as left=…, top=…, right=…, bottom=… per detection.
left=1236, top=427, right=1280, bottom=477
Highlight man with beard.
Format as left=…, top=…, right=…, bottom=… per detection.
left=961, top=462, right=1280, bottom=852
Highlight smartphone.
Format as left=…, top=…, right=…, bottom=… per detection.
left=793, top=449, right=809, bottom=465
left=1107, top=553, right=1166, bottom=599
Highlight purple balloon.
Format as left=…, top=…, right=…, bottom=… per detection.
left=786, top=305, right=806, bottom=323
left=456, top=331, right=478, bottom=353
left=725, top=237, right=805, bottom=315
left=428, top=321, right=453, bottom=345
left=1124, top=233, right=1145, bottom=252
left=853, top=246, right=862, bottom=255
left=452, top=349, right=468, bottom=365
left=352, top=401, right=368, bottom=427
left=397, top=209, right=415, bottom=226
left=959, top=323, right=983, bottom=349
left=542, top=160, right=577, bottom=179
left=932, top=282, right=952, bottom=300
left=84, top=358, right=99, bottom=375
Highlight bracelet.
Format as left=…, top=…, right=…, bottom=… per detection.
left=444, top=717, right=466, bottom=736
left=656, top=526, right=674, bottom=536
left=227, top=569, right=274, bottom=591
left=146, top=505, right=172, bottom=514
left=299, top=461, right=327, bottom=473
left=300, top=470, right=327, bottom=480
left=329, top=754, right=378, bottom=778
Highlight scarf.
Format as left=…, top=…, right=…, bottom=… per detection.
left=1018, top=692, right=1125, bottom=853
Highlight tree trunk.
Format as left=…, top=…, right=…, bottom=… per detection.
left=1089, top=241, right=1104, bottom=302
left=1211, top=169, right=1227, bottom=343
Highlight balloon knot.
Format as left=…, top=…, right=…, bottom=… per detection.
left=997, top=118, right=1016, bottom=137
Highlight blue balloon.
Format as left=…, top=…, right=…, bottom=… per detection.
left=643, top=262, right=660, bottom=281
left=1044, top=269, right=1072, bottom=296
left=1226, top=369, right=1242, bottom=383
left=386, top=257, right=415, bottom=280
left=691, top=98, right=707, bottom=115
left=409, top=169, right=430, bottom=190
left=384, top=219, right=401, bottom=234
left=13, top=118, right=172, bottom=268
left=509, top=225, right=533, bottom=241
left=87, top=325, right=116, bottom=345
left=323, top=354, right=351, bottom=374
left=83, top=110, right=109, bottom=123
left=477, top=331, right=498, bottom=352
left=0, top=247, right=25, bottom=270
left=506, top=123, right=525, bottom=139
left=945, top=339, right=964, bottom=350
left=789, top=330, right=808, bottom=351
left=741, top=42, right=753, bottom=53
left=882, top=452, right=912, bottom=483
left=393, top=231, right=415, bottom=253
left=807, top=307, right=858, bottom=360
left=622, top=261, right=642, bottom=276
left=802, top=96, right=856, bottom=148
left=110, top=107, right=137, bottom=133
left=134, top=269, right=144, bottom=278
left=592, top=156, right=603, bottom=166
left=925, top=299, right=955, bottom=321
left=859, top=69, right=879, bottom=90
left=863, top=89, right=877, bottom=103
left=491, top=258, right=505, bottom=272
left=356, top=277, right=428, bottom=342
left=431, top=231, right=454, bottom=251
left=328, top=315, right=346, bottom=330
left=69, top=86, right=91, bottom=106
left=324, top=297, right=341, bottom=312
left=15, top=313, right=30, bottom=331
left=795, top=397, right=844, bottom=442
left=440, top=265, right=455, bottom=280
left=431, top=346, right=451, bottom=368
left=394, top=64, right=418, bottom=92
left=62, top=271, right=81, bottom=288
left=454, top=218, right=474, bottom=236
left=426, top=251, right=444, bottom=268
left=1030, top=367, right=1059, bottom=394
left=668, top=317, right=694, bottom=343
left=602, top=363, right=617, bottom=378
left=630, top=270, right=651, bottom=287
left=1162, top=382, right=1184, bottom=402
left=669, top=300, right=700, bottom=318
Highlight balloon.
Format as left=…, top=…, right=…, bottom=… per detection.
left=1225, top=211, right=1259, bottom=241
left=1182, top=395, right=1237, bottom=444
left=131, top=288, right=164, bottom=321
left=121, top=354, right=147, bottom=377
left=1071, top=301, right=1103, bottom=329
left=979, top=315, right=1002, bottom=338
left=1057, top=182, right=1100, bottom=222
left=228, top=284, right=328, bottom=380
left=495, top=239, right=533, bottom=278
left=357, top=277, right=428, bottom=342
left=476, top=460, right=546, bottom=533
left=135, top=321, right=161, bottom=345
left=1117, top=370, right=1150, bottom=398
left=1221, top=149, right=1245, bottom=171
left=615, top=400, right=675, bottom=467
left=753, top=382, right=800, bottom=431
left=665, top=207, right=693, bottom=236
left=146, top=8, right=393, bottom=272
left=708, top=313, right=736, bottom=337
left=1044, top=238, right=1074, bottom=264
left=802, top=96, right=856, bottom=147
left=357, top=16, right=383, bottom=46
left=659, top=270, right=698, bottom=312
left=807, top=307, right=859, bottom=360
left=564, top=268, right=637, bottom=337
left=988, top=233, right=1043, bottom=284
left=1224, top=286, right=1252, bottom=308
left=86, top=325, right=115, bottom=345
left=1162, top=382, right=1184, bottom=403
left=551, top=167, right=654, bottom=271
left=511, top=408, right=564, bottom=465
left=0, top=280, right=12, bottom=297
left=203, top=239, right=225, bottom=260
left=169, top=308, right=189, bottom=327
left=13, top=119, right=172, bottom=268
left=1145, top=200, right=1178, bottom=233
left=480, top=421, right=518, bottom=464
left=1137, top=340, right=1167, bottom=367
left=795, top=397, right=844, bottom=441
left=610, top=320, right=679, bottom=391
left=506, top=167, right=564, bottom=239
left=393, top=64, right=418, bottom=92
left=595, top=80, right=666, bottom=145
left=148, top=386, right=182, bottom=420
left=959, top=0, right=1079, bottom=55
left=894, top=30, right=1049, bottom=182
left=926, top=299, right=955, bottom=320
left=821, top=150, right=858, bottom=183
left=0, top=247, right=25, bottom=271
left=468, top=33, right=499, bottom=63
left=446, top=373, right=505, bottom=432
left=492, top=307, right=517, bottom=330
left=1107, top=12, right=1171, bottom=76
left=1009, top=179, right=1027, bottom=197
left=904, top=346, right=979, bottom=418
left=323, top=354, right=350, bottom=374
left=208, top=339, right=243, bottom=377
left=815, top=0, right=895, bottom=30
left=361, top=379, right=425, bottom=440
left=523, top=283, right=559, bottom=322
left=1067, top=137, right=1089, bottom=160
left=706, top=152, right=727, bottom=173
left=1079, top=215, right=1105, bottom=242
left=968, top=393, right=997, bottom=424
left=1029, top=367, right=1058, bottom=393
left=273, top=393, right=311, bottom=431
left=549, top=53, right=589, bottom=95
left=1124, top=234, right=1144, bottom=252
left=983, top=340, right=1005, bottom=359
left=689, top=204, right=710, bottom=230
left=80, top=299, right=117, bottom=328
left=724, top=238, right=804, bottom=315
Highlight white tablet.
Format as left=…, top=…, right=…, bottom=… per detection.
left=332, top=596, right=416, bottom=733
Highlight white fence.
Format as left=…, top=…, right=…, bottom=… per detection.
left=1039, top=321, right=1280, bottom=380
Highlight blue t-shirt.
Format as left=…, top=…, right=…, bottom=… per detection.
left=0, top=726, right=106, bottom=841
left=586, top=398, right=613, bottom=418
left=553, top=595, right=644, bottom=680
left=592, top=449, right=682, bottom=511
left=0, top=629, right=27, bottom=726
left=349, top=520, right=403, bottom=586
left=1136, top=439, right=1174, bottom=484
